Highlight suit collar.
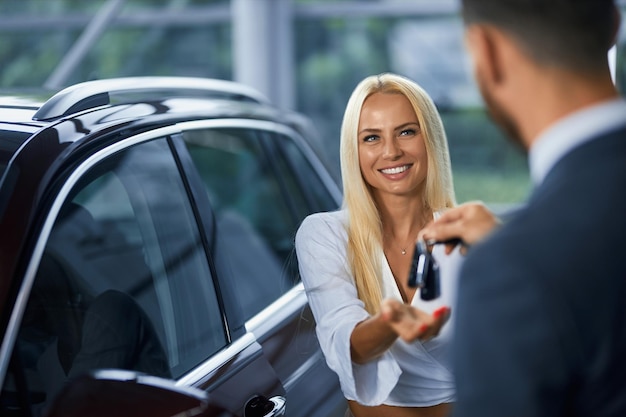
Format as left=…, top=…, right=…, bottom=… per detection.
left=529, top=98, right=626, bottom=185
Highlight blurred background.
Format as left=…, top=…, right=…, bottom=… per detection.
left=1, top=0, right=625, bottom=209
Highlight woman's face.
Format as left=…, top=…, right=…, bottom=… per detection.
left=357, top=92, right=428, bottom=201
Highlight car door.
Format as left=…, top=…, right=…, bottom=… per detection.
left=0, top=126, right=285, bottom=416
left=177, top=120, right=346, bottom=417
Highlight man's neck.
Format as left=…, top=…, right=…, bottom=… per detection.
left=516, top=66, right=619, bottom=150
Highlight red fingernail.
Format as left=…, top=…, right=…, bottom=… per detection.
left=419, top=324, right=428, bottom=333
left=434, top=307, right=449, bottom=318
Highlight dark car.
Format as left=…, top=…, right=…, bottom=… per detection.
left=0, top=77, right=346, bottom=417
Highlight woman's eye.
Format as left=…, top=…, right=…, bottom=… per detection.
left=400, top=129, right=416, bottom=136
left=362, top=135, right=378, bottom=142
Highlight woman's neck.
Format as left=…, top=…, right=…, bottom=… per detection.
left=378, top=196, right=432, bottom=243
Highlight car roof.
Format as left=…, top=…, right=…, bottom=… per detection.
left=0, top=76, right=272, bottom=134
left=0, top=97, right=48, bottom=133
left=30, top=76, right=269, bottom=121
left=0, top=76, right=324, bottom=180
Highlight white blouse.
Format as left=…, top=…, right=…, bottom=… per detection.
left=295, top=210, right=463, bottom=407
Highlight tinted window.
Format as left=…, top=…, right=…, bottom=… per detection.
left=183, top=127, right=304, bottom=319
left=3, top=137, right=225, bottom=415
left=264, top=131, right=339, bottom=217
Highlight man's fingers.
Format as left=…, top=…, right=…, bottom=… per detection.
left=433, top=206, right=465, bottom=223
left=421, top=201, right=500, bottom=249
left=444, top=242, right=456, bottom=255
left=421, top=221, right=465, bottom=246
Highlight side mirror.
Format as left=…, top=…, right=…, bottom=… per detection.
left=44, top=369, right=212, bottom=417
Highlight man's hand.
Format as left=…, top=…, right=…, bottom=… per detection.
left=420, top=201, right=501, bottom=254
left=380, top=299, right=451, bottom=342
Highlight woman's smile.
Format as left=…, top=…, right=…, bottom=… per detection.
left=379, top=163, right=413, bottom=176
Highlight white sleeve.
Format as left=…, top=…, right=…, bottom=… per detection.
left=295, top=213, right=402, bottom=405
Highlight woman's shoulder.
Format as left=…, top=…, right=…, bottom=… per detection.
left=301, top=209, right=348, bottom=228
left=296, top=209, right=348, bottom=243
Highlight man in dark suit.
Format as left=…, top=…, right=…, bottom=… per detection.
left=421, top=0, right=626, bottom=415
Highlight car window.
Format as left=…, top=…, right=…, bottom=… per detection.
left=3, top=137, right=225, bottom=416
left=183, top=127, right=307, bottom=320
left=257, top=129, right=341, bottom=282
left=263, top=130, right=339, bottom=218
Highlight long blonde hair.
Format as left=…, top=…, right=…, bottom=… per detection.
left=340, top=73, right=456, bottom=314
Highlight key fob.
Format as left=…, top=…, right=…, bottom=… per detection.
left=407, top=240, right=441, bottom=300
left=407, top=244, right=425, bottom=288
left=420, top=260, right=440, bottom=301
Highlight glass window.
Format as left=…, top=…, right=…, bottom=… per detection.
left=267, top=131, right=339, bottom=217
left=258, top=130, right=341, bottom=289
left=183, top=128, right=303, bottom=320
left=3, top=137, right=225, bottom=416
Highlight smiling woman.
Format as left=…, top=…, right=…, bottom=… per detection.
left=295, top=73, right=464, bottom=417
left=357, top=92, right=429, bottom=202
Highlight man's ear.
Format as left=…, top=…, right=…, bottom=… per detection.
left=465, top=24, right=504, bottom=86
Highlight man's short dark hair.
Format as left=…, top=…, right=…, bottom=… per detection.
left=461, top=0, right=618, bottom=73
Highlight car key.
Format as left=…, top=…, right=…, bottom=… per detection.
left=407, top=239, right=441, bottom=300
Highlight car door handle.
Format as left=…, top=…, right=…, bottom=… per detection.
left=244, top=394, right=286, bottom=417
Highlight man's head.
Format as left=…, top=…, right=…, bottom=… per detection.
left=461, top=0, right=618, bottom=73
left=461, top=0, right=620, bottom=148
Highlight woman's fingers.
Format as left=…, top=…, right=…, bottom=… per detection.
left=420, top=306, right=451, bottom=341
left=381, top=299, right=451, bottom=342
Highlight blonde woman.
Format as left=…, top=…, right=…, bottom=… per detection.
left=295, top=73, right=464, bottom=417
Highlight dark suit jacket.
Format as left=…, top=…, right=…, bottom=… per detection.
left=453, top=126, right=626, bottom=417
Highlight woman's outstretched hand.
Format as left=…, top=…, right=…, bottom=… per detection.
left=350, top=300, right=451, bottom=363
left=380, top=298, right=451, bottom=343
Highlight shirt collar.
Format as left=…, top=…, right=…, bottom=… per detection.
left=529, top=98, right=626, bottom=185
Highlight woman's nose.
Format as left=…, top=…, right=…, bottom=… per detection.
left=382, top=137, right=402, bottom=159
